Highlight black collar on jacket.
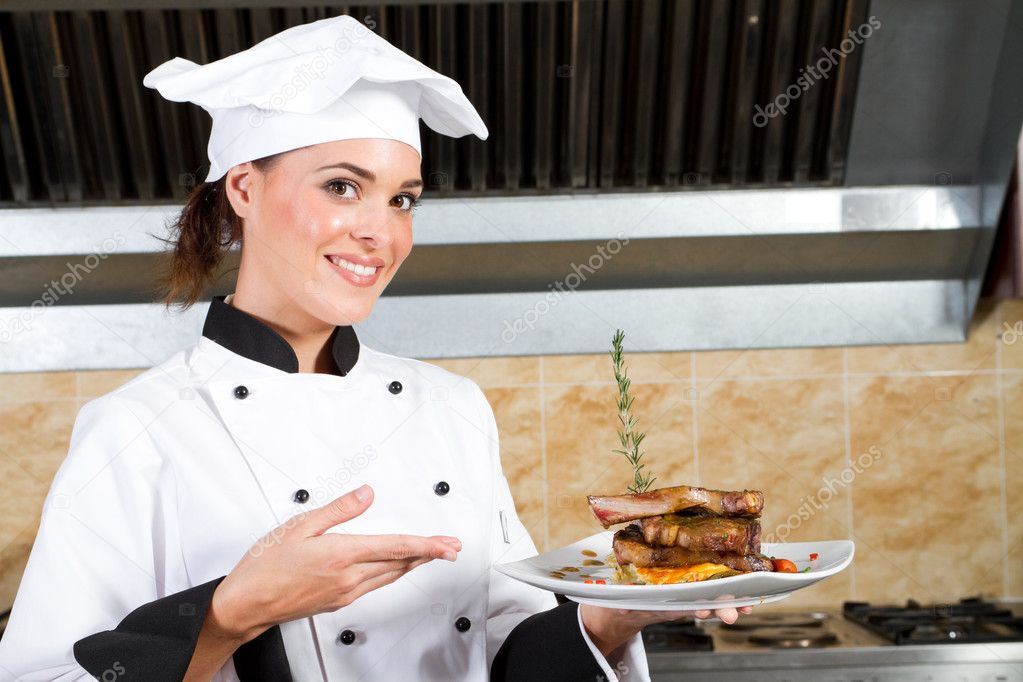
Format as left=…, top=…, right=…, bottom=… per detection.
left=201, top=295, right=360, bottom=375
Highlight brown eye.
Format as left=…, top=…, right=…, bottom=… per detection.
left=393, top=194, right=422, bottom=213
left=326, top=180, right=356, bottom=197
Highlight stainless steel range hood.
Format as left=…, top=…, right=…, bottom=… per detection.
left=1, top=0, right=1021, bottom=372
left=0, top=183, right=993, bottom=371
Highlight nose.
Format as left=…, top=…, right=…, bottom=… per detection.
left=347, top=201, right=399, bottom=249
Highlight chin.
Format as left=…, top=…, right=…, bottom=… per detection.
left=314, top=296, right=376, bottom=327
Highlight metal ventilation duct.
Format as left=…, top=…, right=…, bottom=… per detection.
left=1, top=0, right=1022, bottom=372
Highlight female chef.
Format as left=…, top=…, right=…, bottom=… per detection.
left=0, top=14, right=748, bottom=682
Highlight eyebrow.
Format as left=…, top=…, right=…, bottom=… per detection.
left=315, top=161, right=423, bottom=190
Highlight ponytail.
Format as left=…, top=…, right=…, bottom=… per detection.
left=156, top=155, right=282, bottom=309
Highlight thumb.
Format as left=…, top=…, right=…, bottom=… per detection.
left=299, top=484, right=373, bottom=537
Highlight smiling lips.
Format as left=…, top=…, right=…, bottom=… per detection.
left=324, top=254, right=384, bottom=287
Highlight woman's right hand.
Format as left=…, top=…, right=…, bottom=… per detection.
left=212, top=483, right=461, bottom=642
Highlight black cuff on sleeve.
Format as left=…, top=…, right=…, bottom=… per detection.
left=232, top=621, right=292, bottom=681
left=491, top=600, right=607, bottom=682
left=73, top=575, right=228, bottom=682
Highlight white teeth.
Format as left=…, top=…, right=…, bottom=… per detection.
left=328, top=255, right=378, bottom=277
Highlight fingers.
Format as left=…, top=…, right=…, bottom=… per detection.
left=610, top=605, right=750, bottom=624
left=714, top=607, right=739, bottom=624
left=347, top=555, right=435, bottom=585
left=654, top=609, right=705, bottom=623
left=297, top=485, right=375, bottom=537
left=615, top=609, right=703, bottom=623
left=335, top=533, right=462, bottom=563
left=433, top=536, right=462, bottom=559
left=341, top=556, right=435, bottom=604
left=655, top=610, right=705, bottom=620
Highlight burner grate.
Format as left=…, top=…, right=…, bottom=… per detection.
left=641, top=619, right=714, bottom=652
left=721, top=612, right=828, bottom=631
left=747, top=625, right=839, bottom=649
left=843, top=598, right=1023, bottom=645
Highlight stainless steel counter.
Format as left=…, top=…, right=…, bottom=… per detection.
left=645, top=610, right=1023, bottom=682
left=648, top=643, right=1023, bottom=681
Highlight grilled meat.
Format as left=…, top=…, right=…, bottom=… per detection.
left=588, top=485, right=765, bottom=528
left=639, top=514, right=761, bottom=554
left=612, top=524, right=772, bottom=572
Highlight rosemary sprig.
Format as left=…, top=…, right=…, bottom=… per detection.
left=610, top=329, right=656, bottom=494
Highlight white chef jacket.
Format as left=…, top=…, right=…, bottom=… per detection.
left=0, top=295, right=648, bottom=681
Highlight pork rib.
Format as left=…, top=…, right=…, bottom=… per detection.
left=612, top=524, right=772, bottom=572
left=639, top=514, right=761, bottom=554
left=588, top=485, right=764, bottom=528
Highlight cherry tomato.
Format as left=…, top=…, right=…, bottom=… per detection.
left=772, top=558, right=798, bottom=573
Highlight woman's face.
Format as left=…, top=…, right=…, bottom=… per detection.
left=227, top=138, right=421, bottom=327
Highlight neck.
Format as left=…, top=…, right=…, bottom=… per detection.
left=227, top=289, right=337, bottom=374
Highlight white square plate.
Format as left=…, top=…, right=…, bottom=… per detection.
left=495, top=532, right=854, bottom=610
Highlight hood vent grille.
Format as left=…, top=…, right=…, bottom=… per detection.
left=0, top=0, right=868, bottom=205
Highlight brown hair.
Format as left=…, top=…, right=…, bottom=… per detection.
left=157, top=154, right=283, bottom=309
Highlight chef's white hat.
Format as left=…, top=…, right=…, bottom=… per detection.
left=142, top=14, right=488, bottom=183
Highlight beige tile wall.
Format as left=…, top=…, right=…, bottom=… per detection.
left=1, top=299, right=1021, bottom=612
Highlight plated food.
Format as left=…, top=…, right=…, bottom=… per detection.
left=588, top=484, right=795, bottom=585
left=493, top=329, right=853, bottom=609
left=494, top=534, right=854, bottom=611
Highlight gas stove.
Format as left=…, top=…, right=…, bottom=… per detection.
left=643, top=598, right=1023, bottom=681
left=843, top=598, right=1023, bottom=645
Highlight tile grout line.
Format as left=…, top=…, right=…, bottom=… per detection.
left=690, top=353, right=700, bottom=486
left=11, top=365, right=1023, bottom=404
left=996, top=308, right=1009, bottom=597
left=842, top=347, right=856, bottom=598
left=450, top=367, right=1023, bottom=392
left=538, top=355, right=549, bottom=552
left=0, top=397, right=84, bottom=406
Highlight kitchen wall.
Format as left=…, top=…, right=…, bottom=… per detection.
left=1, top=297, right=1021, bottom=612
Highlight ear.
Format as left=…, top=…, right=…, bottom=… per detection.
left=223, top=163, right=256, bottom=219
